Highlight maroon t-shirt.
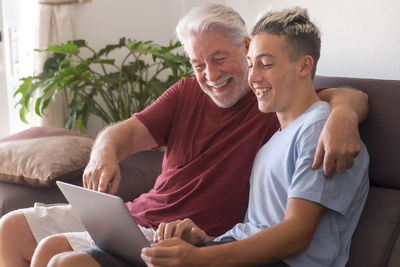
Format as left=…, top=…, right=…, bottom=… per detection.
left=126, top=77, right=279, bottom=236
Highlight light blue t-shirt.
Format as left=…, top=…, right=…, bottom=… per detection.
left=215, top=101, right=369, bottom=267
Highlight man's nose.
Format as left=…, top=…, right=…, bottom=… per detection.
left=205, top=64, right=221, bottom=81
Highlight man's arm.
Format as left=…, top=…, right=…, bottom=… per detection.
left=315, top=87, right=368, bottom=177
left=141, top=198, right=325, bottom=267
left=83, top=116, right=157, bottom=194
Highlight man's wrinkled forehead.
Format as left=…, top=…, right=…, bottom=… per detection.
left=187, top=29, right=240, bottom=46
left=186, top=31, right=232, bottom=55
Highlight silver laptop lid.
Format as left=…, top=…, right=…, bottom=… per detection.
left=56, top=181, right=149, bottom=265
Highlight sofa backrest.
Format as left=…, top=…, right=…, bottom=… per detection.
left=314, top=76, right=400, bottom=189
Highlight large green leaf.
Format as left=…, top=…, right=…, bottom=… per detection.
left=35, top=41, right=80, bottom=55
left=96, top=38, right=126, bottom=58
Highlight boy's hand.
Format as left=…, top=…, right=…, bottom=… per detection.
left=142, top=238, right=206, bottom=267
left=154, top=218, right=212, bottom=245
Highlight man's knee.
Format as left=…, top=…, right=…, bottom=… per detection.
left=30, top=234, right=72, bottom=267
left=36, top=234, right=72, bottom=255
left=0, top=210, right=23, bottom=231
left=48, top=251, right=100, bottom=267
left=0, top=210, right=36, bottom=265
left=47, top=252, right=71, bottom=267
left=0, top=211, right=32, bottom=243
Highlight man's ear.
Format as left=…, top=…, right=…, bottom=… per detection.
left=298, top=55, right=314, bottom=77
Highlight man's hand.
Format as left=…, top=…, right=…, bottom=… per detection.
left=82, top=117, right=158, bottom=194
left=312, top=106, right=361, bottom=177
left=154, top=218, right=212, bottom=245
left=142, top=238, right=206, bottom=267
left=83, top=150, right=121, bottom=194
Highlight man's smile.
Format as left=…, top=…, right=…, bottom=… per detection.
left=206, top=77, right=232, bottom=91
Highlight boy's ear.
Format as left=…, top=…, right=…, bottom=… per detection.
left=298, top=55, right=314, bottom=77
left=244, top=36, right=251, bottom=53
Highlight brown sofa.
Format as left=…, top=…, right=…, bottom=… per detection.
left=0, top=75, right=399, bottom=266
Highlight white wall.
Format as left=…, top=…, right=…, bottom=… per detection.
left=228, top=0, right=400, bottom=80
left=0, top=0, right=9, bottom=138
left=75, top=0, right=181, bottom=50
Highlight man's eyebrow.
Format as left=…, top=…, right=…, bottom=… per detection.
left=212, top=50, right=228, bottom=56
left=190, top=50, right=229, bottom=64
left=190, top=59, right=202, bottom=64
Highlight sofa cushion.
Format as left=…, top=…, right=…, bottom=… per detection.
left=0, top=127, right=94, bottom=187
left=314, top=76, right=400, bottom=189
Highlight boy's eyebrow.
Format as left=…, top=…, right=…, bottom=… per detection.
left=247, top=53, right=276, bottom=60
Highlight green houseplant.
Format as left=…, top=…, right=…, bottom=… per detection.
left=14, top=38, right=193, bottom=132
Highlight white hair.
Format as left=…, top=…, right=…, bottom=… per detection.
left=176, top=3, right=248, bottom=53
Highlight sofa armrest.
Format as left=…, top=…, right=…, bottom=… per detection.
left=116, top=150, right=163, bottom=202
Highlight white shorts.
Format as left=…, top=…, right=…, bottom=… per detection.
left=21, top=202, right=155, bottom=251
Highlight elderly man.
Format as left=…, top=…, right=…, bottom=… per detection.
left=0, top=3, right=367, bottom=267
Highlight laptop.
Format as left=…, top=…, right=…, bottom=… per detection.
left=56, top=181, right=150, bottom=266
